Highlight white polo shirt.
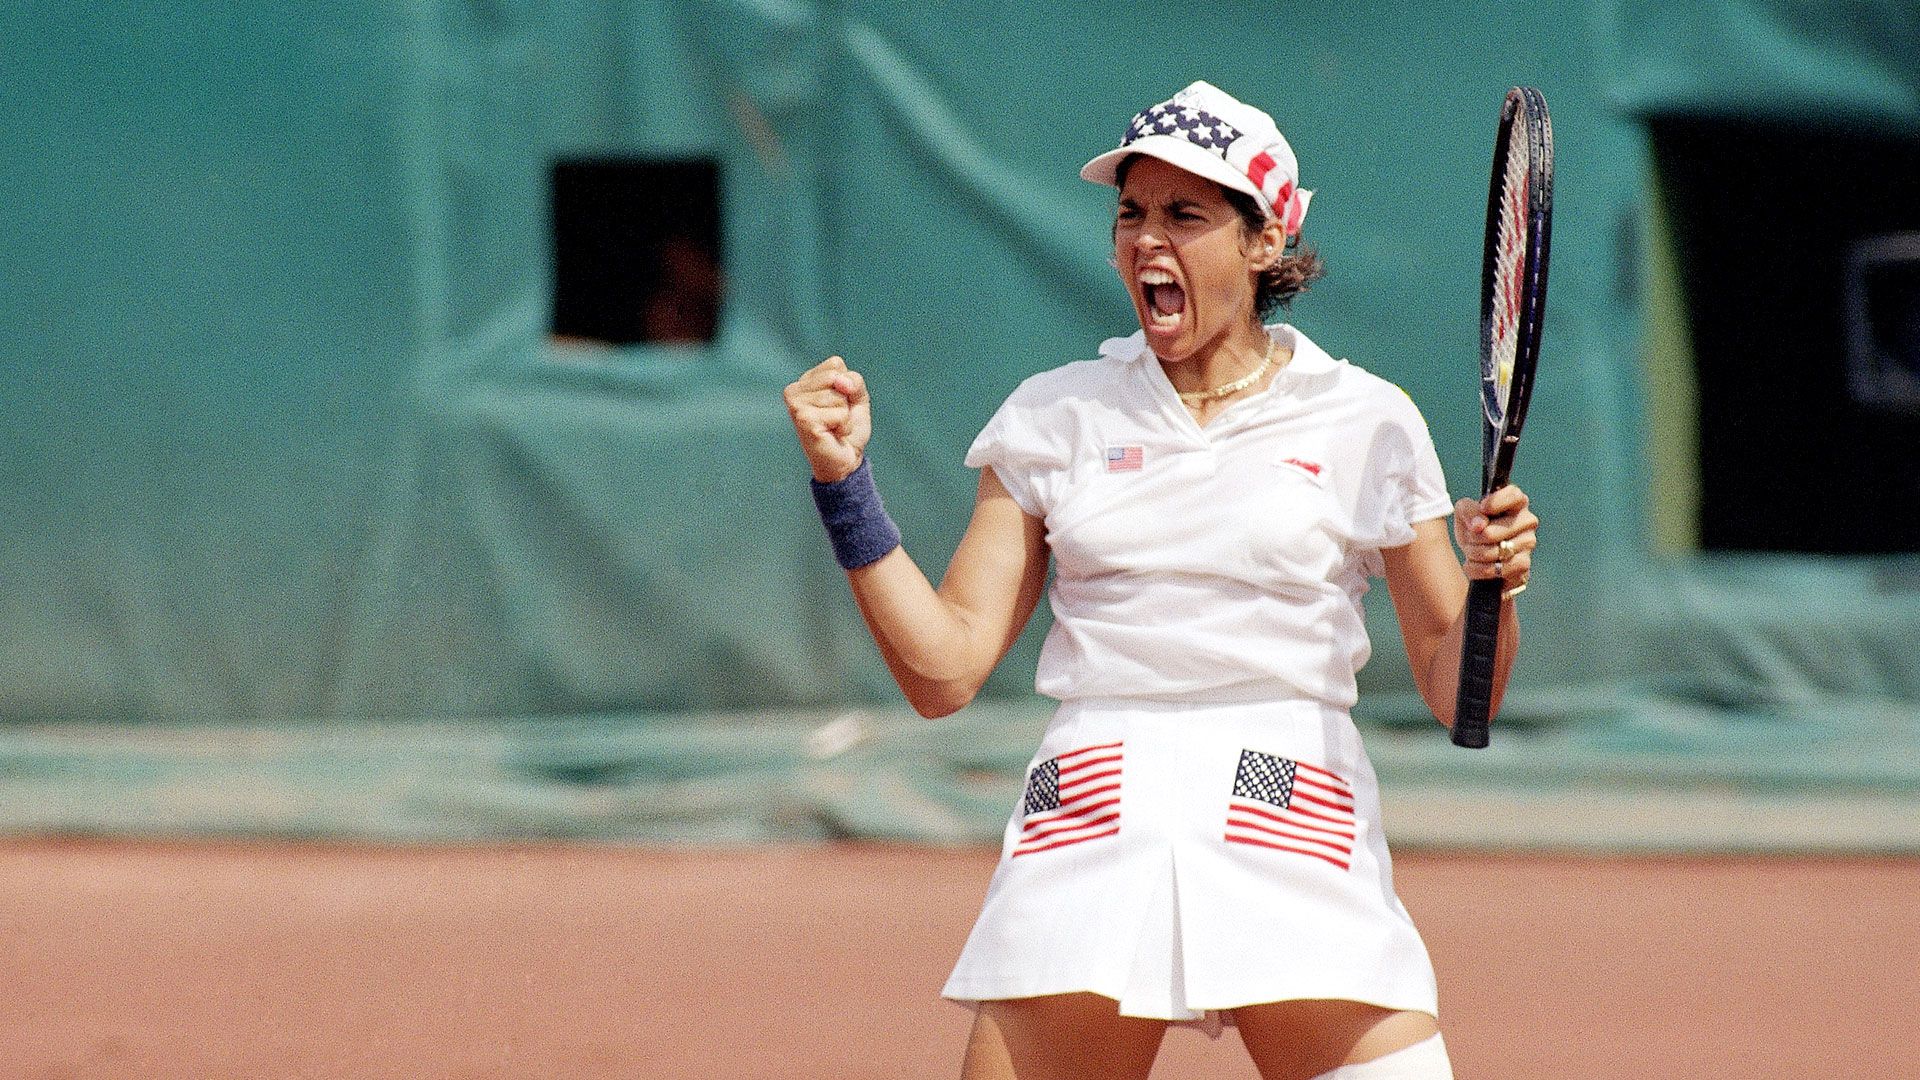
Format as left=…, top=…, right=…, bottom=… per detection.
left=966, top=324, right=1453, bottom=709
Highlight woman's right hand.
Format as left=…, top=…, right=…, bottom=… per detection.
left=783, top=355, right=871, bottom=483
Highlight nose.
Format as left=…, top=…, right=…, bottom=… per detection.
left=1131, top=225, right=1167, bottom=254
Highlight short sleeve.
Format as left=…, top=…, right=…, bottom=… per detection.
left=1393, top=396, right=1455, bottom=543
left=1353, top=387, right=1454, bottom=557
left=964, top=394, right=1050, bottom=518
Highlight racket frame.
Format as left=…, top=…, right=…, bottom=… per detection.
left=1452, top=86, right=1553, bottom=750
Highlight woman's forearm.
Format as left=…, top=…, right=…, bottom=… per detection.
left=848, top=548, right=997, bottom=686
left=1417, top=597, right=1520, bottom=729
left=839, top=475, right=1048, bottom=717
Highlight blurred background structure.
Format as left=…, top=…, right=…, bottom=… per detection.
left=4, top=1, right=1920, bottom=849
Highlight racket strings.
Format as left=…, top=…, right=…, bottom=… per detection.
left=1488, top=131, right=1532, bottom=408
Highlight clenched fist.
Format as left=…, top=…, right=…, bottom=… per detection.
left=784, top=355, right=871, bottom=483
left=1453, top=483, right=1538, bottom=595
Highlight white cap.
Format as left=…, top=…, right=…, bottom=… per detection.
left=1081, top=81, right=1312, bottom=236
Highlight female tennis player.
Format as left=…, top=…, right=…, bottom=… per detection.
left=784, top=81, right=1537, bottom=1080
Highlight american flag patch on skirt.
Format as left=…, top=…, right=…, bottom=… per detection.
left=1223, top=750, right=1356, bottom=870
left=1012, top=741, right=1123, bottom=857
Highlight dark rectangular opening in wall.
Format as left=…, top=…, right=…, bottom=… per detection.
left=1652, top=117, right=1920, bottom=553
left=549, top=158, right=722, bottom=346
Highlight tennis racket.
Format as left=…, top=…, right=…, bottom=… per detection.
left=1451, top=86, right=1553, bottom=750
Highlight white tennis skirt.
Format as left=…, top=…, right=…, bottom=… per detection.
left=942, top=696, right=1438, bottom=1036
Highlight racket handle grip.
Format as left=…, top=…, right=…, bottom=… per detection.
left=1450, top=577, right=1506, bottom=749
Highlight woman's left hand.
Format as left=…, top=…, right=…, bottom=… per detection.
left=1453, top=485, right=1538, bottom=597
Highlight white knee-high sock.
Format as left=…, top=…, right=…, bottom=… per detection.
left=1310, top=1033, right=1452, bottom=1080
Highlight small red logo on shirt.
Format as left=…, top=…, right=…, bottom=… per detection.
left=1281, top=458, right=1323, bottom=477
left=1106, top=445, right=1144, bottom=473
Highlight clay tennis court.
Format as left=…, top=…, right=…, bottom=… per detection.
left=3, top=841, right=1911, bottom=1078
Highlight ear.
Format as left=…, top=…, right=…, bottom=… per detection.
left=1250, top=218, right=1288, bottom=272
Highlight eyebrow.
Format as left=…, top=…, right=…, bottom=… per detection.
left=1116, top=196, right=1208, bottom=212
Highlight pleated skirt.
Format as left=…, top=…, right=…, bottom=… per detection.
left=941, top=697, right=1438, bottom=1036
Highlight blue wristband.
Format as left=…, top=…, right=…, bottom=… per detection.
left=810, top=457, right=903, bottom=570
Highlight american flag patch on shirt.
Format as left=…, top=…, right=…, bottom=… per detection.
left=1105, top=445, right=1144, bottom=472
left=1012, top=741, right=1123, bottom=857
left=1223, top=750, right=1357, bottom=870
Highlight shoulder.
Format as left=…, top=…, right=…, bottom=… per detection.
left=1339, top=363, right=1433, bottom=430
left=1285, top=325, right=1431, bottom=431
left=1000, top=356, right=1116, bottom=406
left=967, top=340, right=1136, bottom=470
left=991, top=332, right=1144, bottom=416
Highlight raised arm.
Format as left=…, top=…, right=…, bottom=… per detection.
left=1381, top=485, right=1536, bottom=729
left=785, top=356, right=1049, bottom=718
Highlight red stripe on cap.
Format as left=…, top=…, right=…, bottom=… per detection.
left=1272, top=180, right=1298, bottom=231
left=1247, top=151, right=1277, bottom=193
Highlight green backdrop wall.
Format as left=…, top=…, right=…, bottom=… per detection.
left=2, top=1, right=1916, bottom=849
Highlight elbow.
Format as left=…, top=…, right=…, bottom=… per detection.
left=894, top=650, right=989, bottom=717
left=903, top=678, right=983, bottom=719
left=896, top=642, right=973, bottom=686
left=912, top=697, right=966, bottom=720
left=1423, top=676, right=1509, bottom=731
left=1410, top=652, right=1457, bottom=730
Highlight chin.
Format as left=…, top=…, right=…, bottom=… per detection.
left=1140, top=331, right=1187, bottom=361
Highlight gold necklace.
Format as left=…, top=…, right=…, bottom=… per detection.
left=1177, top=336, right=1279, bottom=404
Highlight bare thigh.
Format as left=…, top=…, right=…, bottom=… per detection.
left=1231, top=1000, right=1440, bottom=1080
left=960, top=993, right=1168, bottom=1080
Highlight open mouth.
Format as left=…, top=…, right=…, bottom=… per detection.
left=1139, top=267, right=1186, bottom=328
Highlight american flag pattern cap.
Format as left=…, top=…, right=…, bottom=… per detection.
left=1081, top=81, right=1312, bottom=237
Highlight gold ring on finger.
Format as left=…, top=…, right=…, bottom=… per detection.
left=1497, top=539, right=1516, bottom=560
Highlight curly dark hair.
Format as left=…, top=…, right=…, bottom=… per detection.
left=1113, top=155, right=1324, bottom=317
